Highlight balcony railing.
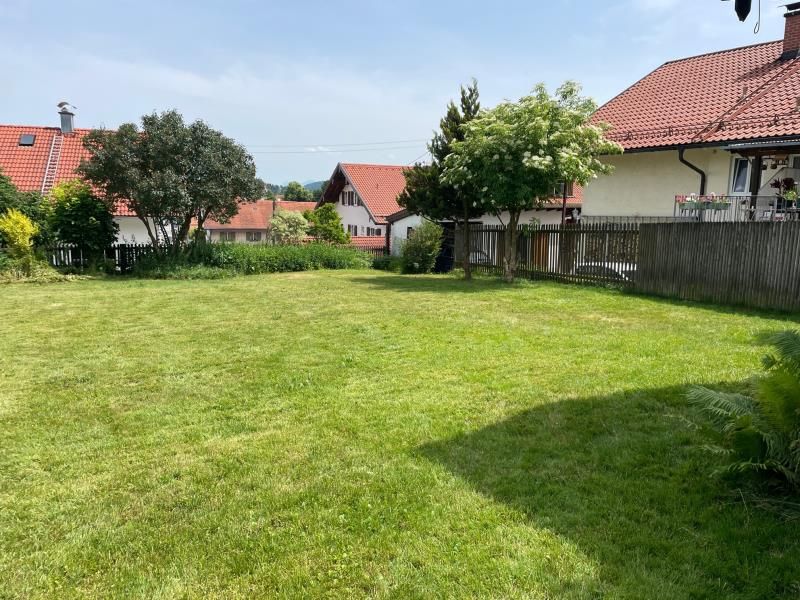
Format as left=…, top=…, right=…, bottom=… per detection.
left=674, top=195, right=800, bottom=222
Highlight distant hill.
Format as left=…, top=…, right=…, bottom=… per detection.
left=303, top=180, right=326, bottom=191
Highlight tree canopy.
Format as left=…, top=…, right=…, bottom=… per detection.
left=49, top=180, right=119, bottom=262
left=442, top=81, right=622, bottom=281
left=284, top=181, right=314, bottom=202
left=304, top=203, right=349, bottom=244
left=398, top=79, right=482, bottom=278
left=270, top=210, right=308, bottom=244
left=79, top=110, right=265, bottom=253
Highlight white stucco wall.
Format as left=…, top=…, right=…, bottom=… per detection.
left=115, top=217, right=158, bottom=244
left=582, top=147, right=756, bottom=217
left=389, top=214, right=424, bottom=256
left=478, top=209, right=570, bottom=226
left=333, top=184, right=384, bottom=236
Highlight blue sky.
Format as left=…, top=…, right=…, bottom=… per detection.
left=0, top=0, right=788, bottom=184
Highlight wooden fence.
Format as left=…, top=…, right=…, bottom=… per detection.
left=463, top=224, right=639, bottom=286
left=636, top=222, right=800, bottom=312
left=467, top=222, right=800, bottom=312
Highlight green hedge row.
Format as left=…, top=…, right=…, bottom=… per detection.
left=134, top=242, right=374, bottom=278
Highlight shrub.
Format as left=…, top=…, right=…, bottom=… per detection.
left=401, top=220, right=443, bottom=274
left=271, top=210, right=308, bottom=244
left=0, top=256, right=74, bottom=283
left=372, top=255, right=401, bottom=272
left=304, top=204, right=350, bottom=244
left=689, top=330, right=800, bottom=493
left=0, top=209, right=39, bottom=259
left=49, top=180, right=119, bottom=264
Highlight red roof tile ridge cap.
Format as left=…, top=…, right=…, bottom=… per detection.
left=661, top=39, right=781, bottom=66
left=0, top=124, right=94, bottom=133
left=692, top=55, right=800, bottom=143
left=340, top=162, right=408, bottom=169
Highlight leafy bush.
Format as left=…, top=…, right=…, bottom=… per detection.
left=372, top=255, right=402, bottom=272
left=132, top=243, right=372, bottom=278
left=0, top=209, right=39, bottom=259
left=271, top=210, right=308, bottom=244
left=0, top=256, right=75, bottom=283
left=689, top=330, right=800, bottom=492
left=304, top=204, right=350, bottom=244
left=49, top=180, right=119, bottom=264
left=401, top=220, right=443, bottom=274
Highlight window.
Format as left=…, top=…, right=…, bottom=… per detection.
left=731, top=157, right=750, bottom=194
left=246, top=231, right=262, bottom=242
left=407, top=227, right=414, bottom=237
left=220, top=231, right=236, bottom=242
left=552, top=181, right=574, bottom=197
left=347, top=191, right=356, bottom=206
left=365, top=227, right=383, bottom=237
left=18, top=134, right=35, bottom=146
left=347, top=224, right=358, bottom=236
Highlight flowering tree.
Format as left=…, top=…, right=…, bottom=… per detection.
left=442, top=82, right=622, bottom=282
left=271, top=210, right=308, bottom=244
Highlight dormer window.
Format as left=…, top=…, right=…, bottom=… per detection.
left=18, top=134, right=35, bottom=146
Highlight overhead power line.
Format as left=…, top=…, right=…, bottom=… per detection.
left=249, top=145, right=425, bottom=155
left=245, top=138, right=428, bottom=149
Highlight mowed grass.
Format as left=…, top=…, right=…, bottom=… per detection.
left=2, top=272, right=800, bottom=599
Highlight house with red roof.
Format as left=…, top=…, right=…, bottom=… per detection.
left=203, top=199, right=317, bottom=242
left=584, top=3, right=800, bottom=222
left=318, top=162, right=582, bottom=255
left=0, top=105, right=158, bottom=243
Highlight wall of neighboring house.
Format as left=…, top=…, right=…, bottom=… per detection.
left=207, top=230, right=267, bottom=243
left=583, top=148, right=735, bottom=217
left=115, top=217, right=161, bottom=244
left=334, top=184, right=385, bottom=236
left=389, top=214, right=424, bottom=256
left=478, top=209, right=568, bottom=227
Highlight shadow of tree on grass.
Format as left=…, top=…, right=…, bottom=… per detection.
left=417, top=384, right=800, bottom=598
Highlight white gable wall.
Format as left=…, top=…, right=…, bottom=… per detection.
left=333, top=184, right=385, bottom=236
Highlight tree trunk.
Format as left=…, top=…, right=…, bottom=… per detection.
left=461, top=206, right=472, bottom=281
left=502, top=211, right=520, bottom=283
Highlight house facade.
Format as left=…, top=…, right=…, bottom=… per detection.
left=203, top=199, right=317, bottom=243
left=584, top=4, right=800, bottom=222
left=320, top=162, right=582, bottom=255
left=318, top=163, right=406, bottom=240
left=0, top=106, right=158, bottom=243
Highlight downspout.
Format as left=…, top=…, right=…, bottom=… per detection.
left=678, top=148, right=707, bottom=195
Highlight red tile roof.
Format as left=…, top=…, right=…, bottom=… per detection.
left=204, top=200, right=316, bottom=230
left=0, top=124, right=136, bottom=217
left=350, top=236, right=386, bottom=250
left=594, top=41, right=800, bottom=151
left=0, top=125, right=90, bottom=192
left=340, top=163, right=407, bottom=221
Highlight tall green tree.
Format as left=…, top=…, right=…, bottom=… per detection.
left=284, top=181, right=313, bottom=202
left=398, top=80, right=483, bottom=279
left=442, top=82, right=622, bottom=282
left=79, top=110, right=265, bottom=254
left=304, top=203, right=349, bottom=244
left=49, top=180, right=119, bottom=264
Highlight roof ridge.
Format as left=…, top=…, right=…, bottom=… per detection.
left=340, top=162, right=407, bottom=169
left=661, top=39, right=782, bottom=66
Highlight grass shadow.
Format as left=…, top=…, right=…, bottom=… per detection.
left=347, top=273, right=554, bottom=294
left=417, top=384, right=800, bottom=598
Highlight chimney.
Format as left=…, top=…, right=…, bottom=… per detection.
left=57, top=101, right=75, bottom=134
left=782, top=2, right=800, bottom=60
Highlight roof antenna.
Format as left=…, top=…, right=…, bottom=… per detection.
left=753, top=0, right=761, bottom=34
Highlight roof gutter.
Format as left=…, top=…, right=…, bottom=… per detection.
left=678, top=147, right=706, bottom=195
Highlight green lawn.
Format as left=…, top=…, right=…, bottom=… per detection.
left=2, top=272, right=800, bottom=599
